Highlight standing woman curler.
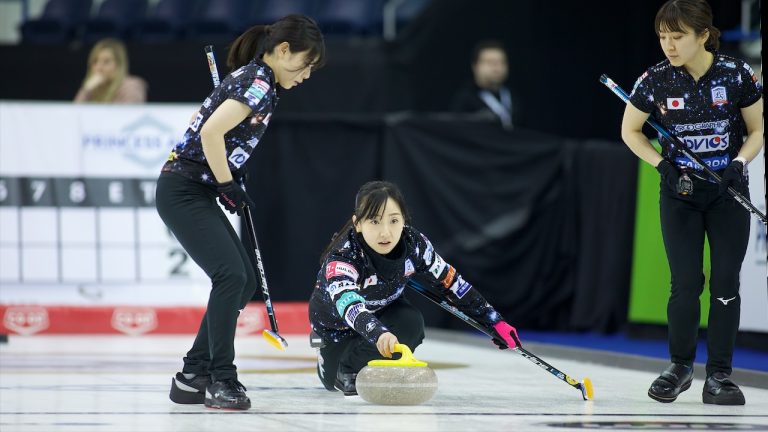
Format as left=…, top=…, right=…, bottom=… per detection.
left=621, top=0, right=762, bottom=406
left=157, top=15, right=325, bottom=410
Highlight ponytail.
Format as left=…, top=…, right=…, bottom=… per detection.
left=227, top=14, right=326, bottom=72
left=227, top=25, right=269, bottom=71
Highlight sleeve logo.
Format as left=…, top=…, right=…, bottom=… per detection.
left=325, top=261, right=359, bottom=281
left=244, top=79, right=270, bottom=105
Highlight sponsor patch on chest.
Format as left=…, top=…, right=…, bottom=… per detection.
left=711, top=86, right=728, bottom=106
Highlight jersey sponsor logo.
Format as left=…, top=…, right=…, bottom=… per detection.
left=345, top=303, right=365, bottom=326
left=681, top=134, right=729, bottom=153
left=720, top=60, right=736, bottom=69
left=335, top=291, right=365, bottom=317
left=363, top=275, right=378, bottom=289
left=231, top=67, right=246, bottom=77
left=631, top=71, right=649, bottom=94
left=244, top=79, right=270, bottom=105
left=189, top=112, right=204, bottom=132
left=202, top=97, right=212, bottom=108
left=673, top=120, right=729, bottom=133
left=404, top=259, right=415, bottom=277
left=711, top=86, right=728, bottom=106
left=366, top=286, right=405, bottom=307
left=228, top=146, right=249, bottom=168
left=666, top=97, right=685, bottom=109
left=422, top=241, right=434, bottom=265
left=429, top=254, right=446, bottom=279
left=325, top=261, right=359, bottom=281
left=327, top=280, right=358, bottom=298
left=675, top=154, right=730, bottom=171
left=449, top=276, right=471, bottom=299
left=442, top=266, right=456, bottom=289
left=366, top=322, right=376, bottom=333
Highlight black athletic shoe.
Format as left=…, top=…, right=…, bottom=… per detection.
left=648, top=363, right=693, bottom=403
left=169, top=373, right=212, bottom=404
left=334, top=371, right=357, bottom=396
left=703, top=372, right=745, bottom=405
left=204, top=379, right=251, bottom=410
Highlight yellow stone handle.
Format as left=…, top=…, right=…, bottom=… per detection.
left=367, top=343, right=428, bottom=367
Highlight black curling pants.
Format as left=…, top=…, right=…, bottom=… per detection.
left=659, top=177, right=750, bottom=376
left=156, top=171, right=259, bottom=382
left=316, top=297, right=426, bottom=391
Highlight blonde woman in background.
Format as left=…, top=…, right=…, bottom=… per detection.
left=74, top=38, right=147, bottom=103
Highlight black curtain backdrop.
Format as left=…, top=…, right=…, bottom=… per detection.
left=245, top=115, right=637, bottom=332
left=0, top=0, right=742, bottom=140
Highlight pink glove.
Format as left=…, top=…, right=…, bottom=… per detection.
left=492, top=321, right=521, bottom=349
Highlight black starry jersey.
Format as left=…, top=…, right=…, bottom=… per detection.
left=309, top=226, right=504, bottom=345
left=161, top=59, right=278, bottom=184
left=628, top=53, right=761, bottom=172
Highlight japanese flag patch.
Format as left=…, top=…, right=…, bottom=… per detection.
left=666, top=97, right=685, bottom=110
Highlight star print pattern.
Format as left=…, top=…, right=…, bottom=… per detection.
left=309, top=226, right=503, bottom=345
left=629, top=52, right=761, bottom=172
left=161, top=59, right=279, bottom=185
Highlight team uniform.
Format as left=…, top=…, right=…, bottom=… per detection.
left=309, top=225, right=504, bottom=391
left=163, top=58, right=278, bottom=185
left=628, top=53, right=762, bottom=377
left=156, top=59, right=278, bottom=385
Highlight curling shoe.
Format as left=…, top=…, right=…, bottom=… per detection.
left=204, top=379, right=251, bottom=410
left=648, top=363, right=693, bottom=403
left=169, top=373, right=211, bottom=404
left=703, top=372, right=745, bottom=405
left=334, top=370, right=358, bottom=396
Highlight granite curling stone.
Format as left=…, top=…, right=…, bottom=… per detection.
left=356, top=344, right=437, bottom=405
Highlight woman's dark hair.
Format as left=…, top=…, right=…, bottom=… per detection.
left=320, top=181, right=411, bottom=263
left=655, top=0, right=720, bottom=51
left=227, top=14, right=326, bottom=71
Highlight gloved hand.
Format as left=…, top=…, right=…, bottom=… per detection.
left=217, top=181, right=254, bottom=214
left=491, top=321, right=521, bottom=350
left=656, top=160, right=680, bottom=192
left=718, top=160, right=745, bottom=196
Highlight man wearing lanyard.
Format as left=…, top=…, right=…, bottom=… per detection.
left=452, top=40, right=516, bottom=129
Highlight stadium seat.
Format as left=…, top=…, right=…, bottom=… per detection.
left=82, top=0, right=148, bottom=43
left=20, top=0, right=92, bottom=44
left=135, top=0, right=201, bottom=43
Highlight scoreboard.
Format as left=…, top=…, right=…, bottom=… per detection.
left=0, top=102, right=234, bottom=305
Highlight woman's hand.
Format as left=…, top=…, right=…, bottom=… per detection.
left=376, top=332, right=399, bottom=358
left=83, top=73, right=107, bottom=92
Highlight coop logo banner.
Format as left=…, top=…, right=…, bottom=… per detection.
left=3, top=306, right=49, bottom=335
left=111, top=307, right=157, bottom=335
left=680, top=134, right=729, bottom=153
left=674, top=154, right=730, bottom=171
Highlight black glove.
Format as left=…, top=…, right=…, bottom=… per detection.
left=655, top=159, right=680, bottom=192
left=718, top=160, right=745, bottom=196
left=217, top=181, right=254, bottom=214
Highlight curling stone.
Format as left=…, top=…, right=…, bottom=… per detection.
left=356, top=344, right=437, bottom=405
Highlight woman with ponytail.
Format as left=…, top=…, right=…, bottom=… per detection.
left=309, top=181, right=522, bottom=396
left=158, top=15, right=325, bottom=410
left=621, top=0, right=762, bottom=405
